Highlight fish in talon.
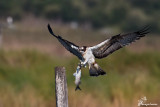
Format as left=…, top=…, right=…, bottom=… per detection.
left=74, top=65, right=82, bottom=91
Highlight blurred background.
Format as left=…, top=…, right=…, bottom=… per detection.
left=0, top=0, right=160, bottom=107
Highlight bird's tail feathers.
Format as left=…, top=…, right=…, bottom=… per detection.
left=89, top=63, right=106, bottom=76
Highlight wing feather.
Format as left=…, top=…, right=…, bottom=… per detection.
left=48, top=24, right=84, bottom=60
left=91, top=26, right=150, bottom=59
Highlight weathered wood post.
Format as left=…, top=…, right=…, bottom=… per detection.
left=55, top=67, right=68, bottom=107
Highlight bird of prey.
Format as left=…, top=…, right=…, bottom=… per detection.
left=48, top=24, right=149, bottom=77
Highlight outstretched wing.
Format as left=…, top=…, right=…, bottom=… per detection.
left=48, top=24, right=84, bottom=60
left=90, top=27, right=150, bottom=59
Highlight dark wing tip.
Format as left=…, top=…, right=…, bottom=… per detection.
left=135, top=26, right=150, bottom=36
left=47, top=24, right=57, bottom=37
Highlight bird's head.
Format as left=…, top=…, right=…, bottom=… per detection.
left=79, top=46, right=87, bottom=53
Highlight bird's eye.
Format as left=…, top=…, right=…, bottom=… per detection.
left=80, top=47, right=85, bottom=52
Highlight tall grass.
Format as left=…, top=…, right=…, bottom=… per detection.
left=0, top=49, right=160, bottom=107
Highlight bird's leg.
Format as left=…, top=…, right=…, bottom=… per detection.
left=80, top=62, right=87, bottom=68
left=80, top=60, right=87, bottom=68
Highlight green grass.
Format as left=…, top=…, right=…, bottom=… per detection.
left=0, top=49, right=160, bottom=107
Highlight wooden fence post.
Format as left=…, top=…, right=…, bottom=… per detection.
left=55, top=67, right=68, bottom=107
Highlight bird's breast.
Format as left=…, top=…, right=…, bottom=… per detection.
left=83, top=49, right=95, bottom=64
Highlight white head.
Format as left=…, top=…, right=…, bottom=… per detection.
left=79, top=46, right=87, bottom=53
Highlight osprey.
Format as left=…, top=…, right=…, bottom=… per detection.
left=48, top=24, right=149, bottom=76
